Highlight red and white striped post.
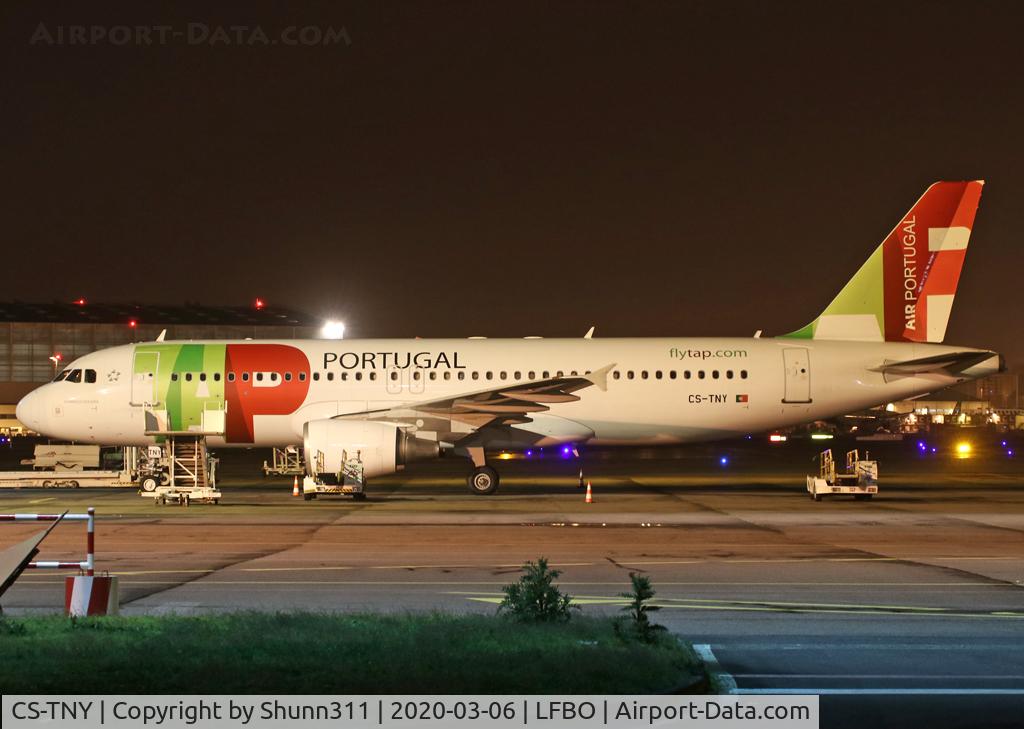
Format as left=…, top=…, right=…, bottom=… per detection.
left=0, top=508, right=116, bottom=615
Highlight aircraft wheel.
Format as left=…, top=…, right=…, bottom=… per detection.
left=812, top=493, right=822, bottom=502
left=140, top=476, right=159, bottom=493
left=468, top=466, right=499, bottom=495
left=352, top=492, right=367, bottom=501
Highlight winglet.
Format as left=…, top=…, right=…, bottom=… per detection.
left=156, top=329, right=167, bottom=342
left=583, top=326, right=595, bottom=339
left=583, top=362, right=616, bottom=391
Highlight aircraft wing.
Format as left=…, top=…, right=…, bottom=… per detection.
left=334, top=363, right=615, bottom=444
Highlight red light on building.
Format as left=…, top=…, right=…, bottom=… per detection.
left=73, top=298, right=87, bottom=306
left=128, top=319, right=138, bottom=328
left=254, top=298, right=266, bottom=310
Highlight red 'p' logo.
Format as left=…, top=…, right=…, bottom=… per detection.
left=224, top=344, right=310, bottom=443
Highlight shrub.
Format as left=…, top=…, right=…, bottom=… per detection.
left=499, top=557, right=578, bottom=622
left=619, top=572, right=666, bottom=642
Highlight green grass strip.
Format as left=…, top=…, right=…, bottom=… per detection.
left=0, top=613, right=705, bottom=694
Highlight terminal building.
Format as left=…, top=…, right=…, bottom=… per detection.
left=0, top=301, right=321, bottom=417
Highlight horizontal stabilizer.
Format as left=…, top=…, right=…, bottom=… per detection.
left=869, top=351, right=995, bottom=377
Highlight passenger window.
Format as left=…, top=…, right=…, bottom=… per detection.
left=499, top=372, right=507, bottom=380
left=528, top=371, right=535, bottom=379
left=298, top=373, right=306, bottom=382
left=655, top=371, right=662, bottom=379
left=726, top=370, right=733, bottom=379
left=270, top=372, right=278, bottom=382
left=327, top=372, right=334, bottom=381
left=543, top=371, right=550, bottom=379
left=85, top=369, right=97, bottom=383
left=355, top=372, right=363, bottom=381
left=313, top=372, right=320, bottom=381
left=627, top=371, right=634, bottom=380
left=556, top=370, right=564, bottom=377
left=214, top=373, right=221, bottom=382
left=370, top=372, right=377, bottom=381
left=255, top=373, right=263, bottom=382
left=443, top=371, right=451, bottom=381
left=242, top=372, right=250, bottom=382
left=186, top=373, right=193, bottom=382
left=486, top=372, right=493, bottom=380
left=669, top=370, right=676, bottom=379
left=641, top=371, right=648, bottom=379
left=199, top=373, right=207, bottom=382
left=472, top=372, right=479, bottom=380
left=698, top=370, right=706, bottom=379
left=227, top=373, right=235, bottom=382
left=712, top=370, right=719, bottom=379
left=613, top=371, right=621, bottom=380
left=390, top=371, right=398, bottom=381
left=458, top=372, right=465, bottom=380
left=413, top=371, right=421, bottom=381
left=513, top=371, right=521, bottom=380
left=740, top=370, right=748, bottom=379
left=170, top=373, right=178, bottom=382
left=284, top=372, right=292, bottom=382
left=684, top=370, right=691, bottom=379
left=429, top=371, right=437, bottom=381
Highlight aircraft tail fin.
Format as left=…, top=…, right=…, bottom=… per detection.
left=782, top=180, right=984, bottom=343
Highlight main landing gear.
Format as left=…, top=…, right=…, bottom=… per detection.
left=465, top=447, right=500, bottom=495
left=468, top=466, right=500, bottom=495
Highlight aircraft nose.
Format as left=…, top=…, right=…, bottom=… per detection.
left=16, top=389, right=43, bottom=433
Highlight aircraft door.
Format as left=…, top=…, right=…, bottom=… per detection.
left=782, top=348, right=812, bottom=403
left=131, top=351, right=159, bottom=406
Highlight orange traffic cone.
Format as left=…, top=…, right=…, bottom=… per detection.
left=292, top=476, right=300, bottom=497
left=585, top=481, right=593, bottom=504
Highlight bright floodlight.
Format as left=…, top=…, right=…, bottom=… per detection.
left=321, top=320, right=346, bottom=339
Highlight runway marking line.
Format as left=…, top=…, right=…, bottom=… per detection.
left=694, top=644, right=738, bottom=694
left=453, top=592, right=1024, bottom=619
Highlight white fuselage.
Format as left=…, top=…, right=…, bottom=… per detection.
left=15, top=337, right=1001, bottom=448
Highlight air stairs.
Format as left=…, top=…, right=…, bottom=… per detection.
left=141, top=404, right=223, bottom=506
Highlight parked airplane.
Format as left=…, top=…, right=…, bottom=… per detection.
left=17, top=181, right=1001, bottom=494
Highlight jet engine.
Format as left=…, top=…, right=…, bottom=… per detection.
left=302, top=420, right=439, bottom=479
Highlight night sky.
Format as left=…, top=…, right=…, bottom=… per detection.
left=3, top=2, right=1023, bottom=364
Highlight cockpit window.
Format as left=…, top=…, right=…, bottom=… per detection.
left=84, top=369, right=97, bottom=383
left=53, top=370, right=70, bottom=382
left=66, top=369, right=82, bottom=383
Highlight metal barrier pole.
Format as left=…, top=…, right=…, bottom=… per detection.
left=86, top=506, right=95, bottom=576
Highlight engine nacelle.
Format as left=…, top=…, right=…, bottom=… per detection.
left=303, top=420, right=439, bottom=479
